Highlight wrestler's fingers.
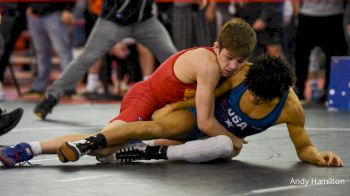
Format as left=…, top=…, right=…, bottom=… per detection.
left=324, top=151, right=334, bottom=166
left=339, top=158, right=344, bottom=167
left=316, top=154, right=327, bottom=166
left=333, top=155, right=344, bottom=167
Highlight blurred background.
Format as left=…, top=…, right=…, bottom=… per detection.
left=1, top=0, right=349, bottom=110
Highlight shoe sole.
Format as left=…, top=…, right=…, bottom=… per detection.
left=0, top=108, right=24, bottom=137
left=59, top=142, right=80, bottom=162
left=57, top=148, right=68, bottom=163
left=34, top=111, right=46, bottom=120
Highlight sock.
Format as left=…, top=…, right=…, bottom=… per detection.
left=167, top=135, right=234, bottom=163
left=86, top=73, right=99, bottom=92
left=29, top=142, right=42, bottom=156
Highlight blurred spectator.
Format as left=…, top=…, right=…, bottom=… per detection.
left=76, top=0, right=156, bottom=97
left=72, top=0, right=88, bottom=47
left=0, top=2, right=28, bottom=100
left=85, top=39, right=156, bottom=98
left=171, top=1, right=217, bottom=50
left=234, top=2, right=285, bottom=59
left=345, top=1, right=350, bottom=51
left=0, top=15, right=3, bottom=57
left=26, top=2, right=75, bottom=95
left=282, top=0, right=297, bottom=66
left=294, top=0, right=349, bottom=102
left=34, top=0, right=177, bottom=119
left=307, top=47, right=325, bottom=102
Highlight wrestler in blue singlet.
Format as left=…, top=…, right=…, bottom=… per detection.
left=185, top=81, right=288, bottom=140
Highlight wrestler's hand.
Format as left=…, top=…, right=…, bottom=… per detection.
left=152, top=104, right=173, bottom=120
left=232, top=138, right=248, bottom=157
left=61, top=10, right=74, bottom=25
left=315, top=151, right=344, bottom=167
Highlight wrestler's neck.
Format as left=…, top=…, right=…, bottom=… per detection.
left=239, top=90, right=279, bottom=118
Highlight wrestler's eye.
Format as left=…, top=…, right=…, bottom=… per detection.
left=237, top=59, right=245, bottom=64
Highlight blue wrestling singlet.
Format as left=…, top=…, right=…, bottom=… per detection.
left=185, top=82, right=288, bottom=140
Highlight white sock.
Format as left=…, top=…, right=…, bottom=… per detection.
left=29, top=142, right=42, bottom=156
left=166, top=135, right=234, bottom=163
left=86, top=73, right=100, bottom=92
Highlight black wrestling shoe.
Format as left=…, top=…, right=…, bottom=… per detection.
left=115, top=147, right=146, bottom=162
left=115, top=145, right=168, bottom=162
left=33, top=94, right=58, bottom=120
left=95, top=142, right=146, bottom=163
left=0, top=108, right=23, bottom=136
left=58, top=141, right=93, bottom=163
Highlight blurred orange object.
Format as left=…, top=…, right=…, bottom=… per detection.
left=88, top=0, right=103, bottom=16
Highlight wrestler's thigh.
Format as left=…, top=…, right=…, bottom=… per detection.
left=155, top=109, right=196, bottom=140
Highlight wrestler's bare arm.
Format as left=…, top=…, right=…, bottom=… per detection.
left=189, top=50, right=244, bottom=152
left=151, top=63, right=251, bottom=120
left=151, top=78, right=232, bottom=120
left=284, top=91, right=344, bottom=167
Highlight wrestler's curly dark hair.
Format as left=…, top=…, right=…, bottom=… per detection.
left=245, top=55, right=296, bottom=101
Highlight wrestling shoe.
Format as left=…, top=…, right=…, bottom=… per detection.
left=57, top=147, right=69, bottom=163
left=57, top=141, right=92, bottom=162
left=114, top=145, right=168, bottom=162
left=96, top=142, right=147, bottom=163
left=0, top=108, right=23, bottom=136
left=34, top=94, right=58, bottom=120
left=0, top=143, right=33, bottom=168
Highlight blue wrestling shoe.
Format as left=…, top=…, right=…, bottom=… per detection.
left=0, top=143, right=33, bottom=168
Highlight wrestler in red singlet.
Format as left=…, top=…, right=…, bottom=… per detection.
left=112, top=47, right=214, bottom=122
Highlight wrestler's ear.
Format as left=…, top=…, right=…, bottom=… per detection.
left=213, top=41, right=220, bottom=54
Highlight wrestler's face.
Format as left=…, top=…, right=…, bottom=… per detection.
left=213, top=42, right=246, bottom=77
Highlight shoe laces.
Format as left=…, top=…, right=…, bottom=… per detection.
left=18, top=153, right=33, bottom=166
left=115, top=147, right=146, bottom=162
left=9, top=146, right=33, bottom=166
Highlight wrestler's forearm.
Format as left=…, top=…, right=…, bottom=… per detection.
left=170, top=99, right=195, bottom=110
left=199, top=118, right=243, bottom=151
left=297, top=145, right=320, bottom=165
